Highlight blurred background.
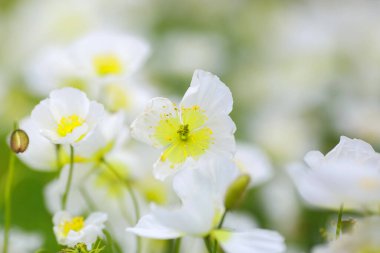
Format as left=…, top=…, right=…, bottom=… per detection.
left=0, top=0, right=379, bottom=252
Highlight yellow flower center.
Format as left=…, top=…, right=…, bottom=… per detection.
left=154, top=105, right=213, bottom=167
left=93, top=53, right=123, bottom=76
left=61, top=216, right=84, bottom=237
left=57, top=115, right=84, bottom=137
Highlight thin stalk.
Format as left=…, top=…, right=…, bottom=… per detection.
left=173, top=238, right=182, bottom=253
left=55, top=144, right=61, bottom=171
left=101, top=158, right=141, bottom=253
left=103, top=229, right=115, bottom=253
left=336, top=204, right=344, bottom=239
left=3, top=152, right=15, bottom=253
left=212, top=210, right=228, bottom=253
left=203, top=237, right=212, bottom=253
left=61, top=145, right=74, bottom=210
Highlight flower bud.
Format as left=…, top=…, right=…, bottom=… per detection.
left=224, top=174, right=251, bottom=210
left=10, top=129, right=29, bottom=153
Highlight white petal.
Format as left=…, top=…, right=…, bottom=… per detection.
left=17, top=117, right=57, bottom=171
left=205, top=115, right=236, bottom=157
left=180, top=69, right=233, bottom=119
left=130, top=97, right=178, bottom=148
left=153, top=157, right=181, bottom=180
left=214, top=229, right=286, bottom=253
left=84, top=101, right=105, bottom=129
left=85, top=212, right=108, bottom=226
left=304, top=151, right=324, bottom=168
left=49, top=87, right=90, bottom=120
left=234, top=143, right=273, bottom=187
left=31, top=99, right=58, bottom=131
left=126, top=214, right=182, bottom=239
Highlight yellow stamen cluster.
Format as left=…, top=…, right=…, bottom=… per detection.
left=93, top=53, right=123, bottom=76
left=154, top=105, right=213, bottom=167
left=61, top=216, right=85, bottom=237
left=57, top=115, right=84, bottom=137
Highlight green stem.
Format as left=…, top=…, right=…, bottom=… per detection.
left=212, top=210, right=228, bottom=253
left=61, top=145, right=74, bottom=210
left=102, top=158, right=141, bottom=253
left=173, top=238, right=182, bottom=253
left=55, top=144, right=61, bottom=171
left=203, top=237, right=212, bottom=253
left=103, top=229, right=115, bottom=253
left=336, top=204, right=344, bottom=239
left=3, top=151, right=16, bottom=253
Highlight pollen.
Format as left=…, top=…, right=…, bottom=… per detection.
left=61, top=216, right=84, bottom=237
left=93, top=53, right=123, bottom=76
left=57, top=115, right=84, bottom=137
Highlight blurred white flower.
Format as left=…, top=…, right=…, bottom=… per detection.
left=25, top=46, right=89, bottom=96
left=131, top=69, right=236, bottom=180
left=127, top=157, right=285, bottom=253
left=313, top=216, right=380, bottom=253
left=53, top=210, right=107, bottom=250
left=289, top=136, right=380, bottom=212
left=31, top=87, right=104, bottom=145
left=70, top=31, right=149, bottom=83
left=235, top=143, right=273, bottom=187
left=74, top=111, right=129, bottom=162
left=0, top=228, right=42, bottom=253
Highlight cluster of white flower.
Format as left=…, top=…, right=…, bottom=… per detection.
left=3, top=2, right=380, bottom=252
left=3, top=30, right=286, bottom=253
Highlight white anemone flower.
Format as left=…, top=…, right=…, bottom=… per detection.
left=70, top=31, right=149, bottom=82
left=313, top=216, right=380, bottom=253
left=289, top=136, right=380, bottom=212
left=53, top=210, right=107, bottom=250
left=130, top=69, right=236, bottom=180
left=127, top=157, right=285, bottom=253
left=31, top=87, right=105, bottom=145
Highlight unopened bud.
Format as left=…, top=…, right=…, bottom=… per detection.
left=224, top=174, right=251, bottom=210
left=10, top=129, right=29, bottom=153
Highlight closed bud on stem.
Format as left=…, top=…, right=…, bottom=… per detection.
left=224, top=174, right=251, bottom=210
left=10, top=129, right=29, bottom=153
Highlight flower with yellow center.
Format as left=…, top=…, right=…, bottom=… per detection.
left=53, top=211, right=107, bottom=250
left=31, top=87, right=105, bottom=145
left=131, top=69, right=236, bottom=180
left=71, top=31, right=149, bottom=81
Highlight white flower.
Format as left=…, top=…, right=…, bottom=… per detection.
left=289, top=136, right=380, bottom=211
left=313, top=216, right=380, bottom=253
left=70, top=31, right=149, bottom=82
left=127, top=157, right=285, bottom=253
left=130, top=69, right=236, bottom=180
left=31, top=87, right=105, bottom=145
left=53, top=210, right=107, bottom=250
